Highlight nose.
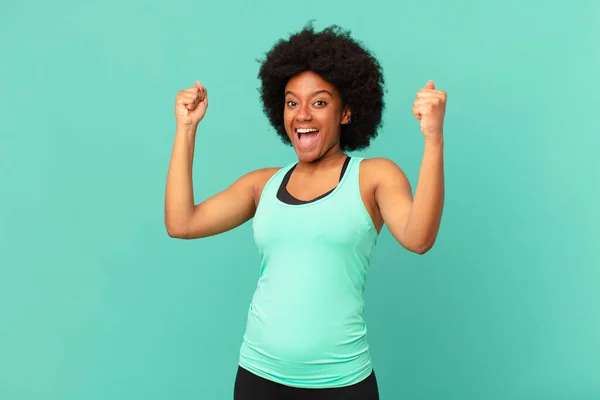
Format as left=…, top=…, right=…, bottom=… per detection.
left=295, top=103, right=312, bottom=122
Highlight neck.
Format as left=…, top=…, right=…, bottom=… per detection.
left=295, top=145, right=346, bottom=174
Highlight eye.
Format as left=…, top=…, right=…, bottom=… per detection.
left=286, top=100, right=297, bottom=107
left=314, top=100, right=327, bottom=107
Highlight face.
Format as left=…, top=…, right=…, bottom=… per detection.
left=283, top=71, right=351, bottom=162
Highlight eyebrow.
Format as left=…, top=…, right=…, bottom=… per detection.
left=285, top=89, right=334, bottom=98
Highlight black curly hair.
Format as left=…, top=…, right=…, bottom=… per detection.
left=257, top=22, right=385, bottom=151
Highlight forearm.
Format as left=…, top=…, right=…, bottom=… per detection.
left=164, top=127, right=197, bottom=236
left=404, top=136, right=445, bottom=252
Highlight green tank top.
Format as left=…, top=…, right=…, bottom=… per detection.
left=238, top=156, right=379, bottom=388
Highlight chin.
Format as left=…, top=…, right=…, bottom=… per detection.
left=294, top=148, right=321, bottom=163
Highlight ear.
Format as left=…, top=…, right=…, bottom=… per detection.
left=341, top=106, right=352, bottom=125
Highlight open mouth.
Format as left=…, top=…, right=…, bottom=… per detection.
left=294, top=128, right=320, bottom=149
left=295, top=128, right=320, bottom=139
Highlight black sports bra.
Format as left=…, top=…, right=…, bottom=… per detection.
left=276, top=156, right=351, bottom=205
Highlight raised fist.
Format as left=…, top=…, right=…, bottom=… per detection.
left=413, top=80, right=447, bottom=138
left=175, top=80, right=208, bottom=128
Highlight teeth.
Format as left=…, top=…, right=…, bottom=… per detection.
left=296, top=128, right=318, bottom=133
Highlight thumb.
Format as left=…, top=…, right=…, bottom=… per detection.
left=425, top=80, right=435, bottom=90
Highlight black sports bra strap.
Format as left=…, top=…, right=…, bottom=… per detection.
left=277, top=156, right=351, bottom=205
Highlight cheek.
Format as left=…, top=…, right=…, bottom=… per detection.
left=283, top=108, right=294, bottom=126
left=322, top=109, right=342, bottom=129
left=282, top=110, right=295, bottom=137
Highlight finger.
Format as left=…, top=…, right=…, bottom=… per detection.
left=416, top=90, right=437, bottom=98
left=195, top=80, right=207, bottom=97
left=188, top=96, right=203, bottom=110
left=182, top=82, right=205, bottom=97
left=177, top=93, right=198, bottom=105
left=413, top=101, right=434, bottom=116
left=178, top=94, right=200, bottom=110
left=415, top=104, right=434, bottom=115
left=182, top=87, right=201, bottom=95
left=416, top=90, right=445, bottom=99
left=184, top=86, right=206, bottom=102
left=199, top=86, right=207, bottom=102
left=414, top=98, right=442, bottom=108
left=425, top=80, right=435, bottom=90
left=197, top=87, right=206, bottom=103
left=178, top=88, right=198, bottom=99
left=176, top=102, right=189, bottom=117
left=412, top=106, right=422, bottom=120
left=413, top=98, right=431, bottom=106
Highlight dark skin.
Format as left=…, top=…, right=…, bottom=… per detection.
left=280, top=71, right=352, bottom=203
left=166, top=70, right=443, bottom=254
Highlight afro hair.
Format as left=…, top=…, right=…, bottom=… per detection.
left=257, top=23, right=385, bottom=151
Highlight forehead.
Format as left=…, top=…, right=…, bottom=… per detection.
left=285, top=71, right=338, bottom=95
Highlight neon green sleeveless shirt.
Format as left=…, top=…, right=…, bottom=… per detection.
left=238, top=156, right=379, bottom=388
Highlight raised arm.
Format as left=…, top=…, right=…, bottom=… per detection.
left=372, top=80, right=446, bottom=254
left=372, top=142, right=444, bottom=254
left=164, top=80, right=278, bottom=239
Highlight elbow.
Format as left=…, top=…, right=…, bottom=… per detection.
left=412, top=244, right=432, bottom=255
left=166, top=227, right=185, bottom=239
left=398, top=224, right=440, bottom=255
left=165, top=220, right=189, bottom=239
left=405, top=240, right=435, bottom=255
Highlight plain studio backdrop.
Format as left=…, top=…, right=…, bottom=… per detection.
left=1, top=0, right=599, bottom=399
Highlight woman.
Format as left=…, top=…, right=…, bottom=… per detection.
left=165, top=24, right=446, bottom=400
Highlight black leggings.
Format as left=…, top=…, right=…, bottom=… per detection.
left=233, top=366, right=379, bottom=400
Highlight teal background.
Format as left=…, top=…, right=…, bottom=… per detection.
left=1, top=0, right=599, bottom=398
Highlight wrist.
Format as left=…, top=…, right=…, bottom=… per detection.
left=424, top=134, right=444, bottom=147
left=176, top=124, right=198, bottom=138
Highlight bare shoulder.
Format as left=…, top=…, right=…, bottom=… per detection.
left=361, top=157, right=402, bottom=170
left=241, top=167, right=282, bottom=207
left=233, top=166, right=280, bottom=185
left=247, top=167, right=281, bottom=185
left=355, top=158, right=409, bottom=232
left=360, top=157, right=409, bottom=186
